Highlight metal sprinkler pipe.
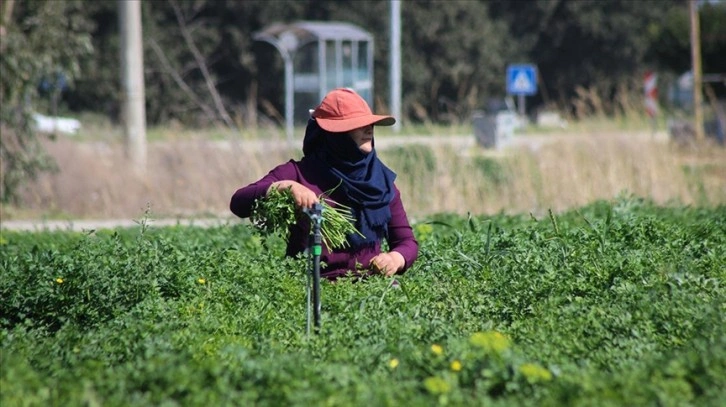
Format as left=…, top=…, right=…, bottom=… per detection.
left=304, top=203, right=324, bottom=335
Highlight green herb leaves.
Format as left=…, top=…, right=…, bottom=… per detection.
left=250, top=187, right=299, bottom=239
left=251, top=186, right=363, bottom=251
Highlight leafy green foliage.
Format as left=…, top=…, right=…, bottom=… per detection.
left=250, top=187, right=299, bottom=239
left=0, top=0, right=93, bottom=203
left=251, top=187, right=363, bottom=251
left=488, top=0, right=690, bottom=109
left=1, top=197, right=725, bottom=405
left=648, top=1, right=726, bottom=75
left=30, top=0, right=723, bottom=129
left=396, top=0, right=515, bottom=121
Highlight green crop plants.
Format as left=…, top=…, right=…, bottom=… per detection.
left=251, top=186, right=363, bottom=251
left=1, top=196, right=725, bottom=406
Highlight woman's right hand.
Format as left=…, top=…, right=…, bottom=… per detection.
left=268, top=181, right=319, bottom=209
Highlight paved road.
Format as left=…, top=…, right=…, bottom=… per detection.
left=0, top=216, right=241, bottom=232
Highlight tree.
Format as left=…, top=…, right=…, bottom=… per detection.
left=649, top=1, right=726, bottom=76
left=488, top=0, right=684, bottom=115
left=18, top=0, right=718, bottom=136
left=396, top=0, right=516, bottom=122
left=0, top=0, right=93, bottom=203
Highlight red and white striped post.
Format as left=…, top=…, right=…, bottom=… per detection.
left=644, top=71, right=658, bottom=136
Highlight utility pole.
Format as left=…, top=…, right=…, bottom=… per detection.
left=689, top=0, right=704, bottom=141
left=119, top=0, right=147, bottom=173
left=390, top=0, right=401, bottom=132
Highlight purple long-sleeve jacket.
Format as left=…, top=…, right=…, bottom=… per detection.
left=230, top=158, right=419, bottom=279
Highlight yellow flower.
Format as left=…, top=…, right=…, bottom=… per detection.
left=55, top=278, right=64, bottom=284
left=430, top=344, right=443, bottom=356
left=198, top=278, right=206, bottom=284
left=388, top=358, right=399, bottom=369
left=423, top=376, right=451, bottom=395
left=450, top=360, right=462, bottom=372
left=469, top=331, right=510, bottom=354
left=414, top=223, right=433, bottom=241
left=519, top=363, right=553, bottom=383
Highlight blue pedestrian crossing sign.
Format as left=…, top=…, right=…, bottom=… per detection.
left=506, top=64, right=538, bottom=95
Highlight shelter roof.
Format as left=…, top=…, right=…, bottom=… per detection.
left=254, top=21, right=372, bottom=51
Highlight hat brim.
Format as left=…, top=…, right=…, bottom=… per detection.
left=315, top=114, right=396, bottom=133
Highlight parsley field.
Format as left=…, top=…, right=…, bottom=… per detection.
left=1, top=197, right=725, bottom=406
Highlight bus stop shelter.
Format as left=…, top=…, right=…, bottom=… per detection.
left=254, top=21, right=375, bottom=141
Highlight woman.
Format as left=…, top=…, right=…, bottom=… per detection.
left=230, top=88, right=418, bottom=280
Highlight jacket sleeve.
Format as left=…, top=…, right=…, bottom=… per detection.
left=387, top=185, right=419, bottom=272
left=229, top=160, right=298, bottom=218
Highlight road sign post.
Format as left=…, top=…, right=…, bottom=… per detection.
left=506, top=64, right=538, bottom=118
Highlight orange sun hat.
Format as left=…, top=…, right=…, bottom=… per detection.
left=312, top=88, right=395, bottom=133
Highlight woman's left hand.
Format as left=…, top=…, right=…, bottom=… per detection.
left=370, top=251, right=405, bottom=277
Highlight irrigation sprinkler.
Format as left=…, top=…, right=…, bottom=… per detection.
left=304, top=203, right=324, bottom=335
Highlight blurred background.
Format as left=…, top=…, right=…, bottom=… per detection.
left=1, top=0, right=725, bottom=225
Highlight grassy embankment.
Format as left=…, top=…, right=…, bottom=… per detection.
left=3, top=112, right=725, bottom=221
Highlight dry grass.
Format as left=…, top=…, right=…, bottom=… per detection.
left=387, top=133, right=726, bottom=218
left=5, top=128, right=726, bottom=222
left=10, top=138, right=298, bottom=220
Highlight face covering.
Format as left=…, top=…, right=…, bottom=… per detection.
left=303, top=119, right=397, bottom=248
